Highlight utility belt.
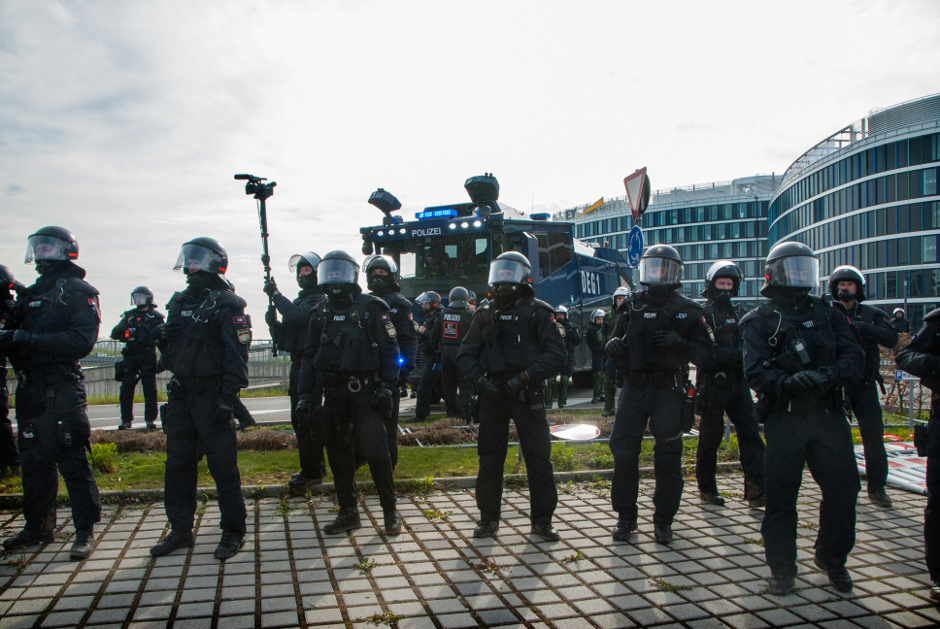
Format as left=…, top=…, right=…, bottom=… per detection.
left=18, top=363, right=82, bottom=392
left=699, top=368, right=745, bottom=387
left=781, top=388, right=840, bottom=414
left=320, top=371, right=376, bottom=395
left=171, top=374, right=222, bottom=393
left=624, top=369, right=684, bottom=390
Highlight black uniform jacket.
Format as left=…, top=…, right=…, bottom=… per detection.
left=297, top=289, right=400, bottom=395
left=268, top=289, right=326, bottom=355
left=741, top=297, right=864, bottom=395
left=456, top=296, right=567, bottom=384
left=896, top=309, right=940, bottom=394
left=111, top=306, right=165, bottom=356
left=835, top=302, right=898, bottom=371
left=374, top=289, right=418, bottom=379
left=418, top=306, right=444, bottom=356
left=6, top=266, right=100, bottom=371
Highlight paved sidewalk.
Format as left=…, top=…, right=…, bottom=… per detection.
left=1, top=471, right=937, bottom=629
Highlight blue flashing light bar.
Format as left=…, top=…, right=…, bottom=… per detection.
left=416, top=208, right=458, bottom=220
left=530, top=212, right=550, bottom=221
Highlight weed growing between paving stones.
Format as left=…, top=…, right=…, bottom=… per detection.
left=561, top=550, right=584, bottom=564
left=470, top=558, right=507, bottom=577
left=422, top=509, right=450, bottom=521
left=395, top=475, right=436, bottom=496
left=652, top=578, right=693, bottom=593
left=355, top=558, right=378, bottom=574
left=743, top=537, right=765, bottom=546
left=363, top=611, right=402, bottom=627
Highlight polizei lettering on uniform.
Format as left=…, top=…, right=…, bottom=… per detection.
left=444, top=314, right=461, bottom=322
left=411, top=227, right=442, bottom=237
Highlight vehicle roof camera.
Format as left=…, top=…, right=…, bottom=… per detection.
left=464, top=173, right=499, bottom=216
left=369, top=188, right=402, bottom=226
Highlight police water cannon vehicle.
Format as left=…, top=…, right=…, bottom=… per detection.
left=360, top=174, right=633, bottom=385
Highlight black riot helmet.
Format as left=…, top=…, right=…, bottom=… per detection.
left=638, top=245, right=683, bottom=293
left=828, top=265, right=866, bottom=303
left=0, top=265, right=15, bottom=292
left=174, top=237, right=228, bottom=274
left=318, top=250, right=359, bottom=291
left=289, top=251, right=321, bottom=290
left=415, top=291, right=442, bottom=309
left=363, top=254, right=400, bottom=292
left=25, top=226, right=80, bottom=263
left=761, top=241, right=819, bottom=298
left=702, top=260, right=742, bottom=299
left=448, top=286, right=470, bottom=308
left=488, top=251, right=533, bottom=288
left=131, top=286, right=154, bottom=306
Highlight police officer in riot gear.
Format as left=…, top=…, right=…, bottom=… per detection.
left=364, top=254, right=418, bottom=465
left=149, top=237, right=252, bottom=560
left=296, top=251, right=401, bottom=535
left=896, top=309, right=940, bottom=600
left=830, top=265, right=897, bottom=508
left=741, top=242, right=863, bottom=595
left=264, top=252, right=328, bottom=488
left=545, top=305, right=580, bottom=409
left=413, top=291, right=444, bottom=422
left=695, top=262, right=765, bottom=508
left=602, top=286, right=630, bottom=417
left=605, top=245, right=713, bottom=545
left=891, top=308, right=912, bottom=333
left=432, top=287, right=474, bottom=423
left=0, top=265, right=20, bottom=477
left=110, top=287, right=164, bottom=431
left=457, top=251, right=567, bottom=541
left=586, top=309, right=606, bottom=403
left=0, top=227, right=102, bottom=560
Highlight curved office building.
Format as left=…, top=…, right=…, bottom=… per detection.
left=768, top=93, right=940, bottom=326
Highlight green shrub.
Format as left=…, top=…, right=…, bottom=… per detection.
left=89, top=442, right=118, bottom=474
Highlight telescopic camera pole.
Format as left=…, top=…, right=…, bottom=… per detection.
left=234, top=173, right=278, bottom=357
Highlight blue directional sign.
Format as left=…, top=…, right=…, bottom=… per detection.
left=627, top=225, right=644, bottom=268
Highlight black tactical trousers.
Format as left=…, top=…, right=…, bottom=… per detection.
left=762, top=403, right=860, bottom=578
left=846, top=377, right=888, bottom=492
left=476, top=385, right=557, bottom=525
left=415, top=353, right=439, bottom=419
left=324, top=381, right=396, bottom=512
left=441, top=348, right=471, bottom=421
left=610, top=378, right=684, bottom=525
left=924, top=416, right=940, bottom=581
left=695, top=374, right=765, bottom=498
left=289, top=360, right=326, bottom=478
left=164, top=382, right=246, bottom=534
left=0, top=382, right=19, bottom=470
left=385, top=392, right=401, bottom=469
left=17, top=375, right=101, bottom=532
left=120, top=356, right=158, bottom=424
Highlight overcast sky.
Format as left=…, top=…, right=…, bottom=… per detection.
left=1, top=0, right=938, bottom=337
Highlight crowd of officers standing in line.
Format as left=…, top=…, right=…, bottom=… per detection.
left=0, top=225, right=938, bottom=603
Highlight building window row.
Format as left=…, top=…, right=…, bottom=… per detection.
left=770, top=133, right=940, bottom=224
left=769, top=166, right=939, bottom=242
left=645, top=220, right=766, bottom=245
left=575, top=201, right=768, bottom=239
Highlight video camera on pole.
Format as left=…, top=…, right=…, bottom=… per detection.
left=234, top=173, right=278, bottom=355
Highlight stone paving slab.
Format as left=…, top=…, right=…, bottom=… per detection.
left=0, top=470, right=937, bottom=629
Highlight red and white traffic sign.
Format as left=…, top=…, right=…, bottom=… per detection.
left=623, top=167, right=651, bottom=222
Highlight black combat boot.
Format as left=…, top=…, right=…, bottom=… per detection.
left=2, top=528, right=53, bottom=550
left=868, top=489, right=892, bottom=509
left=654, top=524, right=673, bottom=545
left=612, top=519, right=638, bottom=541
left=70, top=527, right=94, bottom=561
left=531, top=523, right=560, bottom=541
left=473, top=521, right=499, bottom=538
left=748, top=495, right=766, bottom=509
left=289, top=472, right=321, bottom=489
left=324, top=507, right=361, bottom=535
left=814, top=554, right=853, bottom=592
left=766, top=574, right=794, bottom=595
left=384, top=509, right=402, bottom=535
left=150, top=529, right=195, bottom=557
left=214, top=530, right=246, bottom=560
left=931, top=582, right=940, bottom=601
left=699, top=491, right=725, bottom=506
left=117, top=422, right=133, bottom=430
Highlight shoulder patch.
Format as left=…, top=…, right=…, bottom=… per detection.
left=380, top=313, right=390, bottom=322
left=88, top=297, right=101, bottom=321
left=385, top=322, right=397, bottom=337
left=233, top=315, right=247, bottom=325
left=237, top=328, right=251, bottom=344
left=556, top=322, right=566, bottom=337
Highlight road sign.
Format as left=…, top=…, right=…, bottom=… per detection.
left=896, top=370, right=920, bottom=381
left=623, top=167, right=651, bottom=222
left=626, top=225, right=644, bottom=268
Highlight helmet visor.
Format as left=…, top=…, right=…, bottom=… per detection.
left=317, top=258, right=358, bottom=285
left=639, top=257, right=683, bottom=285
left=131, top=293, right=151, bottom=306
left=765, top=256, right=819, bottom=288
left=289, top=253, right=321, bottom=273
left=363, top=254, right=398, bottom=275
left=487, top=259, right=528, bottom=285
left=174, top=243, right=225, bottom=274
left=25, top=235, right=71, bottom=263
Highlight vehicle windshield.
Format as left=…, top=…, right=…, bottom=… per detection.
left=392, top=233, right=489, bottom=283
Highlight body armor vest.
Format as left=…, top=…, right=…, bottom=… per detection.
left=703, top=304, right=744, bottom=352
left=311, top=294, right=382, bottom=375
left=623, top=291, right=691, bottom=371
left=276, top=291, right=325, bottom=354
left=162, top=288, right=247, bottom=378
left=847, top=303, right=889, bottom=372
left=478, top=298, right=552, bottom=376
left=439, top=306, right=473, bottom=347
left=118, top=308, right=164, bottom=357
left=15, top=276, right=98, bottom=370
left=746, top=296, right=839, bottom=373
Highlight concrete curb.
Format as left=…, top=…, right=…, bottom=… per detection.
left=0, top=462, right=743, bottom=508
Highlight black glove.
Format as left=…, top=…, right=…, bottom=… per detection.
left=477, top=377, right=502, bottom=400
left=503, top=371, right=529, bottom=398
left=782, top=370, right=829, bottom=395
left=372, top=383, right=395, bottom=416
left=605, top=337, right=626, bottom=359
left=214, top=397, right=235, bottom=423
left=653, top=330, right=686, bottom=350
left=397, top=371, right=411, bottom=388
left=0, top=330, right=36, bottom=351
left=263, top=277, right=279, bottom=297
left=296, top=394, right=313, bottom=423
left=264, top=306, right=278, bottom=328
left=163, top=322, right=182, bottom=342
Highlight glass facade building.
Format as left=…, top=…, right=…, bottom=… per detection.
left=555, top=176, right=777, bottom=307
left=768, top=93, right=940, bottom=327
